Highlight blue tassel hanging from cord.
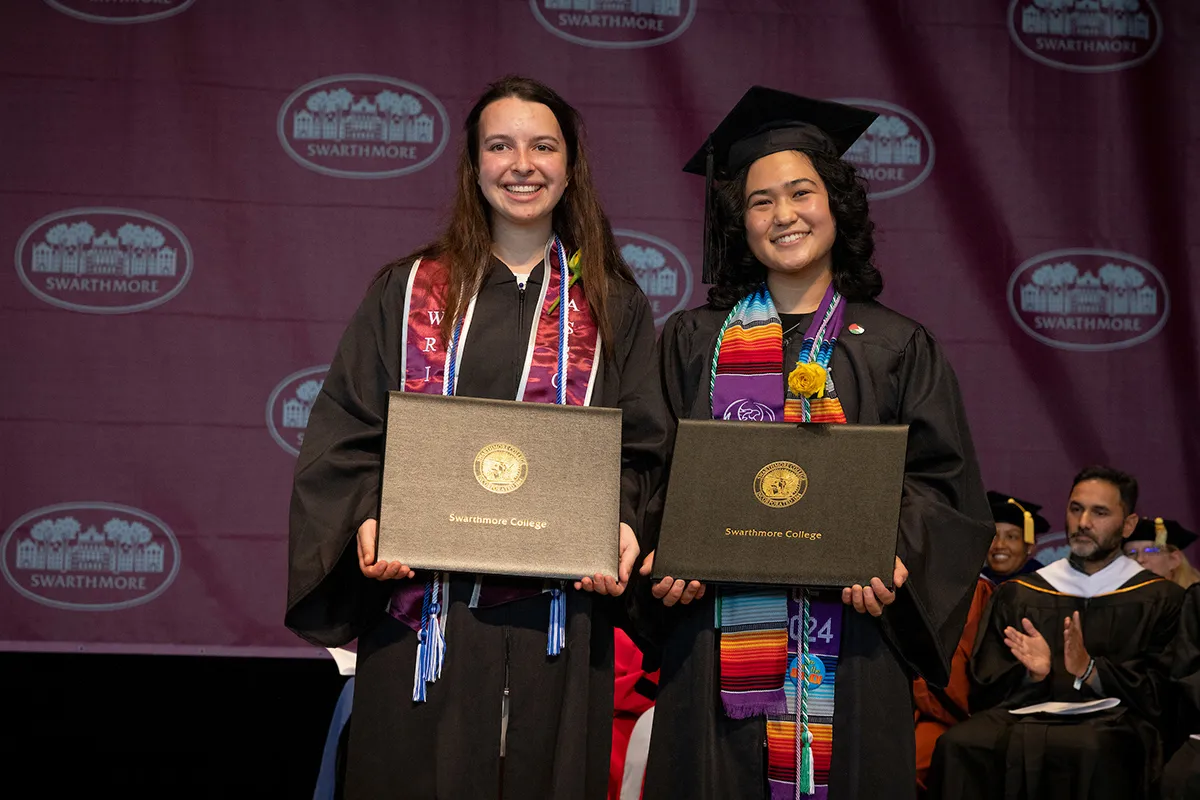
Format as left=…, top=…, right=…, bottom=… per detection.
left=547, top=582, right=566, bottom=656
left=412, top=572, right=447, bottom=702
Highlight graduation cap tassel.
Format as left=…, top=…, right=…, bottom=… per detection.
left=412, top=573, right=448, bottom=703
left=1007, top=498, right=1035, bottom=545
left=1155, top=517, right=1168, bottom=547
left=547, top=583, right=566, bottom=656
left=701, top=141, right=717, bottom=285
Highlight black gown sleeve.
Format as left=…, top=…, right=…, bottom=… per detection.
left=284, top=267, right=407, bottom=648
left=1174, top=585, right=1200, bottom=727
left=1086, top=583, right=1181, bottom=726
left=612, top=286, right=674, bottom=544
left=967, top=584, right=1054, bottom=711
left=876, top=326, right=995, bottom=689
left=1173, top=585, right=1200, bottom=735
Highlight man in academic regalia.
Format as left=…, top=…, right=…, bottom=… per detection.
left=928, top=465, right=1184, bottom=800
left=981, top=491, right=1051, bottom=584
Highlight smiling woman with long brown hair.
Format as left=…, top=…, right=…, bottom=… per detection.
left=285, top=75, right=669, bottom=799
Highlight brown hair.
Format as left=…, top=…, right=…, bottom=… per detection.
left=378, top=75, right=633, bottom=346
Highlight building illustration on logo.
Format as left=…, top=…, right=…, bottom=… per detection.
left=1018, top=262, right=1157, bottom=316
left=613, top=230, right=692, bottom=327
left=1020, top=0, right=1152, bottom=41
left=1008, top=249, right=1169, bottom=352
left=267, top=366, right=330, bottom=456
left=278, top=75, right=450, bottom=179
left=281, top=379, right=323, bottom=431
left=1008, top=0, right=1161, bottom=72
left=28, top=221, right=177, bottom=279
left=292, top=88, right=435, bottom=146
left=543, top=0, right=681, bottom=15
left=623, top=243, right=678, bottom=299
left=2, top=502, right=181, bottom=611
left=14, top=517, right=164, bottom=575
left=832, top=99, right=934, bottom=200
left=844, top=115, right=922, bottom=168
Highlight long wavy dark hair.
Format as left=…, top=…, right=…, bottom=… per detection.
left=706, top=143, right=883, bottom=309
left=377, top=75, right=633, bottom=346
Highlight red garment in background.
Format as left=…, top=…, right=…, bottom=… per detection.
left=609, top=628, right=659, bottom=800
left=913, top=576, right=994, bottom=795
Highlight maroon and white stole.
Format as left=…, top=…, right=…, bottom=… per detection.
left=387, top=236, right=602, bottom=701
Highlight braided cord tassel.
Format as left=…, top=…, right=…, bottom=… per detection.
left=796, top=588, right=815, bottom=796
left=547, top=583, right=566, bottom=655
left=412, top=573, right=447, bottom=702
left=546, top=237, right=569, bottom=656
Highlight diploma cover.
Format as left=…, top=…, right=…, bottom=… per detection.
left=378, top=392, right=621, bottom=580
left=652, top=421, right=907, bottom=588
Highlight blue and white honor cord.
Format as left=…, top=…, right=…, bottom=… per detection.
left=546, top=236, right=570, bottom=655
left=413, top=573, right=449, bottom=702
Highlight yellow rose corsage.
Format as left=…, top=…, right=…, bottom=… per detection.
left=546, top=251, right=582, bottom=315
left=787, top=362, right=828, bottom=398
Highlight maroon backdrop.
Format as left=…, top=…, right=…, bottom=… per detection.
left=2, top=0, right=1197, bottom=657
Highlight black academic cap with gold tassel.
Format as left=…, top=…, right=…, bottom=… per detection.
left=1008, top=498, right=1036, bottom=546
left=1129, top=516, right=1199, bottom=550
left=987, top=490, right=1051, bottom=544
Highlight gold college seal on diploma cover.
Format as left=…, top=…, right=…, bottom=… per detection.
left=474, top=443, right=529, bottom=494
left=753, top=461, right=808, bottom=509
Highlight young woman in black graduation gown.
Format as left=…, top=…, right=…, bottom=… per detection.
left=284, top=76, right=669, bottom=799
left=638, top=88, right=994, bottom=800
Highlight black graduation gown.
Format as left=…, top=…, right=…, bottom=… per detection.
left=929, top=567, right=1184, bottom=799
left=284, top=258, right=671, bottom=800
left=1164, top=584, right=1200, bottom=799
left=639, top=301, right=995, bottom=800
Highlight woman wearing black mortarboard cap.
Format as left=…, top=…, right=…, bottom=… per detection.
left=636, top=87, right=993, bottom=800
left=982, top=491, right=1052, bottom=584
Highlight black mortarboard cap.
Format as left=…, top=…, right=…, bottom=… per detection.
left=682, top=86, right=878, bottom=283
left=987, top=491, right=1051, bottom=545
left=1128, top=517, right=1198, bottom=550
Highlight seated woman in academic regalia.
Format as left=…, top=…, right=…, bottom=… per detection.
left=284, top=75, right=670, bottom=800
left=636, top=87, right=994, bottom=800
left=1164, top=581, right=1200, bottom=799
left=1124, top=517, right=1200, bottom=591
left=981, top=491, right=1051, bottom=584
left=911, top=492, right=1050, bottom=793
left=928, top=466, right=1184, bottom=800
left=912, top=575, right=992, bottom=797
